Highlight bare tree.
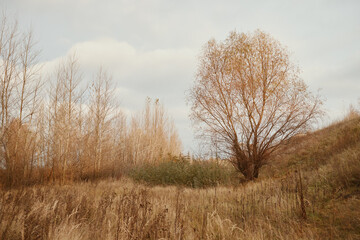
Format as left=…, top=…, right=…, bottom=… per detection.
left=189, top=30, right=323, bottom=180
left=0, top=15, right=18, bottom=132
left=0, top=14, right=42, bottom=186
left=48, top=54, right=84, bottom=183
left=17, top=30, right=42, bottom=124
left=87, top=67, right=116, bottom=177
left=127, top=98, right=182, bottom=165
left=109, top=110, right=127, bottom=177
left=1, top=13, right=184, bottom=185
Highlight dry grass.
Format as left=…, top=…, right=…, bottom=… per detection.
left=0, top=176, right=316, bottom=240
left=2, top=169, right=358, bottom=240
left=1, top=117, right=360, bottom=240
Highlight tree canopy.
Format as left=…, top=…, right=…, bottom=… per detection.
left=189, top=30, right=323, bottom=180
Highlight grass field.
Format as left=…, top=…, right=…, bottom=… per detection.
left=1, top=117, right=360, bottom=240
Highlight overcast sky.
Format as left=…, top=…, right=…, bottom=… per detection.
left=3, top=0, right=360, bottom=152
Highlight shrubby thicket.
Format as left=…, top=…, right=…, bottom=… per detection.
left=0, top=16, right=181, bottom=187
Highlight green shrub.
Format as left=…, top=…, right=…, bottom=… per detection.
left=128, top=158, right=236, bottom=188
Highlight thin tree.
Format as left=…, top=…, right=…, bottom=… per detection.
left=87, top=67, right=115, bottom=178
left=0, top=14, right=42, bottom=186
left=188, top=30, right=323, bottom=180
left=0, top=15, right=18, bottom=133
left=48, top=54, right=84, bottom=183
left=127, top=98, right=182, bottom=165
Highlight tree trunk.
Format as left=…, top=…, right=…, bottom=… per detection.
left=253, top=166, right=260, bottom=179
left=234, top=155, right=261, bottom=181
left=244, top=165, right=255, bottom=180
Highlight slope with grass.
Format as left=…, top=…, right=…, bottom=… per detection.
left=1, top=117, right=359, bottom=239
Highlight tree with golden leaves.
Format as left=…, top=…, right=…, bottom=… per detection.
left=189, top=30, right=323, bottom=180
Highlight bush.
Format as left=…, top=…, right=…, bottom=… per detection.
left=128, top=158, right=236, bottom=188
left=330, top=144, right=360, bottom=189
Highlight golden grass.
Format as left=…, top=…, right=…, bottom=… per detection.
left=0, top=176, right=311, bottom=240
left=2, top=166, right=357, bottom=240
left=1, top=117, right=359, bottom=240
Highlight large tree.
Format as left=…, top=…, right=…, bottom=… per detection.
left=189, top=30, right=323, bottom=180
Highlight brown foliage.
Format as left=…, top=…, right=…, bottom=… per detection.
left=1, top=119, right=37, bottom=186
left=1, top=116, right=360, bottom=239
left=189, top=30, right=323, bottom=180
left=0, top=14, right=182, bottom=187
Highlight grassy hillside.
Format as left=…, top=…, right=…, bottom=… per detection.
left=1, top=117, right=359, bottom=239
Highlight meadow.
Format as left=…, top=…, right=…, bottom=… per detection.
left=1, top=116, right=359, bottom=240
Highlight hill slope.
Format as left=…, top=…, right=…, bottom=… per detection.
left=263, top=116, right=360, bottom=238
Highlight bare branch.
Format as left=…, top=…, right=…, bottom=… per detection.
left=188, top=30, right=323, bottom=180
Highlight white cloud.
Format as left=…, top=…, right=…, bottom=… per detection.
left=67, top=38, right=196, bottom=84
left=6, top=0, right=360, bottom=151
left=40, top=37, right=196, bottom=88
left=39, top=38, right=197, bottom=151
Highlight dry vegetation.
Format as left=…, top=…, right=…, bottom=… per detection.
left=1, top=14, right=360, bottom=240
left=0, top=15, right=182, bottom=188
left=188, top=30, right=323, bottom=180
left=1, top=116, right=360, bottom=240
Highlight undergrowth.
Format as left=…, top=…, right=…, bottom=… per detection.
left=128, top=158, right=236, bottom=188
left=1, top=117, right=360, bottom=239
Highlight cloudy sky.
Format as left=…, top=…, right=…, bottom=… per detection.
left=3, top=0, right=360, bottom=152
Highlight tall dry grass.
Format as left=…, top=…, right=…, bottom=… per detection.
left=0, top=176, right=317, bottom=240
left=1, top=164, right=359, bottom=240
left=1, top=117, right=359, bottom=240
left=2, top=165, right=356, bottom=240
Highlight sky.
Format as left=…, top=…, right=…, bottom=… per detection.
left=3, top=0, right=360, bottom=153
